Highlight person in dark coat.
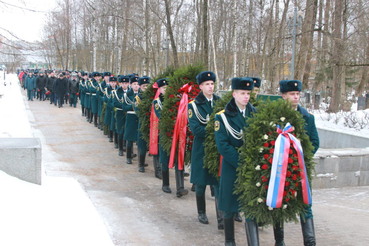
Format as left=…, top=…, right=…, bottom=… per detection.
left=79, top=72, right=88, bottom=116
left=88, top=72, right=101, bottom=126
left=123, top=76, right=140, bottom=163
left=55, top=72, right=69, bottom=108
left=114, top=76, right=129, bottom=156
left=25, top=71, right=36, bottom=101
left=46, top=71, right=57, bottom=105
left=134, top=76, right=150, bottom=172
left=36, top=70, right=47, bottom=101
left=104, top=77, right=116, bottom=142
left=188, top=71, right=221, bottom=227
left=97, top=72, right=110, bottom=129
left=68, top=72, right=79, bottom=107
left=273, top=80, right=319, bottom=246
left=214, top=77, right=256, bottom=246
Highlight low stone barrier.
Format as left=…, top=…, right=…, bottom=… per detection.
left=313, top=148, right=369, bottom=189
left=0, top=138, right=42, bottom=185
left=317, top=127, right=369, bottom=148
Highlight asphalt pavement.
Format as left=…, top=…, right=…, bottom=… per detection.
left=25, top=90, right=369, bottom=246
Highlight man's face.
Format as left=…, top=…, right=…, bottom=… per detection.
left=233, top=90, right=251, bottom=107
left=282, top=91, right=300, bottom=108
left=72, top=76, right=77, bottom=81
left=104, top=76, right=110, bottom=82
left=159, top=85, right=167, bottom=95
left=140, top=84, right=148, bottom=92
left=83, top=75, right=88, bottom=80
left=94, top=76, right=101, bottom=81
left=199, top=80, right=214, bottom=98
left=131, top=82, right=139, bottom=92
left=121, top=82, right=129, bottom=90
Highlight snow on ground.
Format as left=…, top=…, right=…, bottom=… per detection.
left=0, top=74, right=114, bottom=246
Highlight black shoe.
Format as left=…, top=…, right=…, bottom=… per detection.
left=196, top=195, right=209, bottom=224
left=184, top=172, right=190, bottom=177
left=126, top=146, right=132, bottom=164
left=126, top=158, right=132, bottom=164
left=210, top=185, right=215, bottom=197
left=301, top=218, right=316, bottom=246
left=162, top=170, right=171, bottom=193
left=191, top=183, right=196, bottom=192
left=234, top=212, right=242, bottom=222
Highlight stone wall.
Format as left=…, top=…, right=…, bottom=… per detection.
left=0, top=138, right=42, bottom=185
left=312, top=148, right=369, bottom=189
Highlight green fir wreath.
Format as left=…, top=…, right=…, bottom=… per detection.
left=204, top=91, right=233, bottom=179
left=159, top=63, right=205, bottom=164
left=235, top=99, right=315, bottom=226
left=137, top=67, right=176, bottom=147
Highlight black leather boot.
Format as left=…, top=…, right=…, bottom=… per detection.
left=210, top=185, right=215, bottom=197
left=94, top=113, right=98, bottom=127
left=191, top=183, right=196, bottom=192
left=162, top=170, right=171, bottom=193
left=114, top=133, right=118, bottom=149
left=245, top=220, right=260, bottom=246
left=88, top=110, right=92, bottom=123
left=138, top=154, right=145, bottom=172
left=196, top=195, right=209, bottom=224
left=215, top=198, right=224, bottom=230
left=81, top=106, right=85, bottom=116
left=235, top=212, right=242, bottom=222
left=126, top=146, right=132, bottom=164
left=301, top=218, right=316, bottom=246
left=131, top=146, right=137, bottom=158
left=153, top=155, right=162, bottom=179
left=273, top=221, right=285, bottom=246
left=224, top=217, right=236, bottom=246
left=118, top=138, right=124, bottom=156
left=123, top=139, right=127, bottom=151
left=175, top=170, right=188, bottom=198
left=109, top=130, right=113, bottom=142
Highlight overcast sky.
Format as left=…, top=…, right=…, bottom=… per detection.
left=0, top=0, right=57, bottom=43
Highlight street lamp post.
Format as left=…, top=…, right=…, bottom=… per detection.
left=288, top=7, right=302, bottom=79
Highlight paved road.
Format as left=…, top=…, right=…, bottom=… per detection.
left=25, top=91, right=369, bottom=246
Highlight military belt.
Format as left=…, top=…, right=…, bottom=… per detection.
left=116, top=108, right=123, bottom=111
left=127, top=111, right=136, bottom=114
left=91, top=93, right=96, bottom=96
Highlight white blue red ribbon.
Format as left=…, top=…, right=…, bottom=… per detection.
left=266, top=122, right=312, bottom=208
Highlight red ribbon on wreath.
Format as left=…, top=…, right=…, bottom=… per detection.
left=149, top=82, right=161, bottom=155
left=169, top=83, right=192, bottom=170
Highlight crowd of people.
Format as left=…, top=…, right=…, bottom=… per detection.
left=17, top=68, right=318, bottom=246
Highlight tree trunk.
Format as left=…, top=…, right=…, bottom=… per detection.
left=203, top=0, right=209, bottom=68
left=164, top=0, right=179, bottom=69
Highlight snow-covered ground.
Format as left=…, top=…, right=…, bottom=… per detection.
left=0, top=74, right=114, bottom=246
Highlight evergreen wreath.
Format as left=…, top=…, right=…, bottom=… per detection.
left=204, top=91, right=233, bottom=179
left=137, top=67, right=176, bottom=147
left=159, top=63, right=205, bottom=164
left=235, top=99, right=315, bottom=226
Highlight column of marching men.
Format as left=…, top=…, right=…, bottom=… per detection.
left=17, top=68, right=318, bottom=246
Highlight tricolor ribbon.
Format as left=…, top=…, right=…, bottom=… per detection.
left=266, top=122, right=312, bottom=208
left=169, top=83, right=192, bottom=170
left=149, top=82, right=161, bottom=155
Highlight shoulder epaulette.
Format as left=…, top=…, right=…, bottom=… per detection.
left=216, top=109, right=225, bottom=115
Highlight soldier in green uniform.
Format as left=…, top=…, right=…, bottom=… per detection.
left=89, top=72, right=101, bottom=127
left=134, top=76, right=150, bottom=172
left=188, top=71, right=223, bottom=227
left=252, top=77, right=261, bottom=98
left=113, top=76, right=129, bottom=156
left=97, top=72, right=110, bottom=130
left=123, top=75, right=140, bottom=164
left=153, top=78, right=189, bottom=197
left=79, top=72, right=88, bottom=116
left=85, top=73, right=92, bottom=122
left=214, top=77, right=256, bottom=246
left=273, top=80, right=319, bottom=246
left=104, top=76, right=116, bottom=142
